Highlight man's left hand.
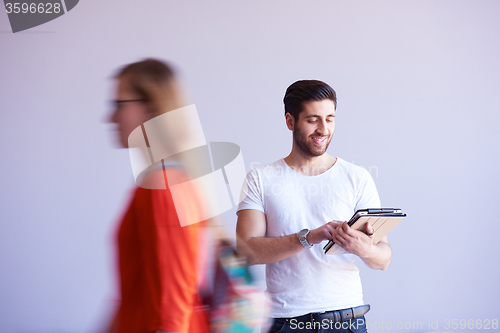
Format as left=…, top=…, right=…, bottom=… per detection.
left=332, top=221, right=374, bottom=258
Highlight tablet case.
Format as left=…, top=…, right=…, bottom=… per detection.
left=323, top=208, right=406, bottom=255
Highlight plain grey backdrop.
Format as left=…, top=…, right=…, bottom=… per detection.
left=1, top=0, right=499, bottom=332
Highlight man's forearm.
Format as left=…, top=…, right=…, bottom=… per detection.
left=359, top=242, right=392, bottom=270
left=241, top=234, right=305, bottom=265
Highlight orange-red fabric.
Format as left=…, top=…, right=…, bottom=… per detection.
left=115, top=169, right=209, bottom=333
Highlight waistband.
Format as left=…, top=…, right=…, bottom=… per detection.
left=283, top=304, right=370, bottom=323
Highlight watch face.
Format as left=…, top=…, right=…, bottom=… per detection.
left=298, top=228, right=311, bottom=248
left=298, top=229, right=309, bottom=238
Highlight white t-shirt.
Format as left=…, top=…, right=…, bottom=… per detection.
left=237, top=157, right=381, bottom=318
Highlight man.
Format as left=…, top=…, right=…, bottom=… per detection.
left=236, top=80, right=392, bottom=333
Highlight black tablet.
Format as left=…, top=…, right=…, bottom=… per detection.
left=323, top=208, right=406, bottom=255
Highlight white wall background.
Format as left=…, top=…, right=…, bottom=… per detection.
left=1, top=0, right=499, bottom=332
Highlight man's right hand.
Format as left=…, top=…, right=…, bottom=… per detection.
left=237, top=210, right=342, bottom=265
left=237, top=210, right=346, bottom=265
left=307, top=221, right=343, bottom=245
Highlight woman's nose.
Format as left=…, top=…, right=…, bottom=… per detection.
left=108, top=108, right=119, bottom=123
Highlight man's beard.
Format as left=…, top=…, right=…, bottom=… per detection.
left=293, top=127, right=331, bottom=157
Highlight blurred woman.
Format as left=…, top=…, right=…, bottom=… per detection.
left=107, top=59, right=209, bottom=333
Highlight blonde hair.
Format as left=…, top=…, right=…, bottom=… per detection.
left=115, top=58, right=185, bottom=116
left=115, top=59, right=202, bottom=183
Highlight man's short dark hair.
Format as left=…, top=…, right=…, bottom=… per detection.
left=283, top=80, right=337, bottom=120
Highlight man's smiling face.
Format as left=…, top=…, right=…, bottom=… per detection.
left=291, top=99, right=336, bottom=157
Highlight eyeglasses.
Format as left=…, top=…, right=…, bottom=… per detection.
left=111, top=99, right=147, bottom=109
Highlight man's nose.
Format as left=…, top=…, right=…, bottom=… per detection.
left=316, top=120, right=328, bottom=135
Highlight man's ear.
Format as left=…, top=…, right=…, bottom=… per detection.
left=285, top=113, right=295, bottom=131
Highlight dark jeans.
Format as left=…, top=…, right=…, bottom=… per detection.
left=268, top=315, right=367, bottom=333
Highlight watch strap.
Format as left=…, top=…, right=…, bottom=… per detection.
left=298, top=229, right=312, bottom=249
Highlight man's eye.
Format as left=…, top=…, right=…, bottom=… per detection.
left=308, top=120, right=317, bottom=124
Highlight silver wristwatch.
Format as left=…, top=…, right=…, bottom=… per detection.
left=297, top=228, right=312, bottom=249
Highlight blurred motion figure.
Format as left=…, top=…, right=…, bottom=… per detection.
left=106, top=59, right=209, bottom=333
